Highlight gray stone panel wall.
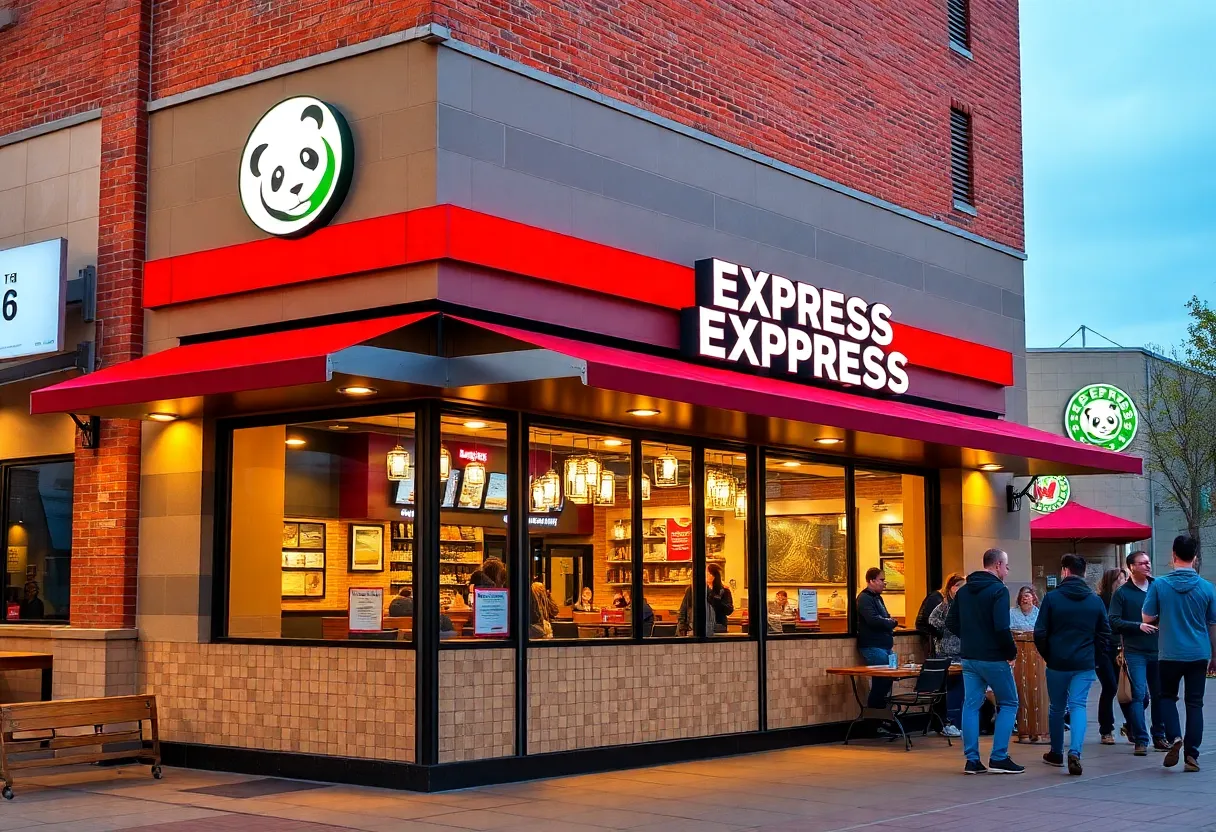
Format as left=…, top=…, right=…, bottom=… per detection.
left=435, top=49, right=1028, bottom=421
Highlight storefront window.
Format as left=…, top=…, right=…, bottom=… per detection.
left=529, top=426, right=631, bottom=641
left=226, top=412, right=416, bottom=641
left=2, top=459, right=73, bottom=623
left=439, top=414, right=510, bottom=642
left=640, top=441, right=696, bottom=637
left=852, top=470, right=928, bottom=632
left=764, top=457, right=847, bottom=635
left=704, top=449, right=748, bottom=637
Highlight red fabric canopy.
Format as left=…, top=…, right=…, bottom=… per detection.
left=1031, top=502, right=1153, bottom=543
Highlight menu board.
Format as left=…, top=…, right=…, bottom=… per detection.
left=457, top=471, right=486, bottom=509
left=441, top=469, right=462, bottom=508
left=394, top=476, right=415, bottom=506
left=666, top=518, right=693, bottom=562
left=798, top=588, right=819, bottom=622
left=348, top=587, right=384, bottom=632
left=473, top=588, right=509, bottom=637
left=483, top=472, right=508, bottom=510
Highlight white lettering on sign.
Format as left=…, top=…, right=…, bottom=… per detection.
left=681, top=258, right=909, bottom=395
left=458, top=448, right=488, bottom=463
left=0, top=239, right=67, bottom=361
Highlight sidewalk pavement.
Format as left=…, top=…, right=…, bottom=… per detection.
left=3, top=690, right=1216, bottom=832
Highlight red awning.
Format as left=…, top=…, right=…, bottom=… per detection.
left=1031, top=503, right=1153, bottom=544
left=29, top=313, right=432, bottom=415
left=458, top=318, right=1142, bottom=476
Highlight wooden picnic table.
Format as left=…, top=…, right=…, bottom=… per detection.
left=0, top=653, right=52, bottom=701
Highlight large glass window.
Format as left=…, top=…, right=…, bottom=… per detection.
left=227, top=412, right=416, bottom=642
left=764, top=457, right=848, bottom=635
left=704, top=449, right=748, bottom=637
left=852, top=470, right=928, bottom=631
left=529, top=426, right=632, bottom=641
left=640, top=441, right=696, bottom=637
left=2, top=459, right=73, bottom=623
left=439, top=413, right=510, bottom=643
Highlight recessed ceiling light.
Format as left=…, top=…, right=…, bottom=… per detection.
left=146, top=412, right=178, bottom=422
left=735, top=455, right=747, bottom=461
left=463, top=420, right=488, bottom=430
left=781, top=461, right=801, bottom=468
left=627, top=408, right=660, bottom=417
left=285, top=437, right=307, bottom=447
left=338, top=385, right=377, bottom=396
left=979, top=463, right=1003, bottom=472
left=328, top=424, right=349, bottom=431
left=815, top=437, right=843, bottom=445
left=602, top=438, right=624, bottom=447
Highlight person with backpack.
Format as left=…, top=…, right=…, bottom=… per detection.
left=1034, top=554, right=1111, bottom=776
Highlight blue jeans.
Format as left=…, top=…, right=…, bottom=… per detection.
left=1048, top=668, right=1097, bottom=758
left=859, top=647, right=894, bottom=708
left=1124, top=652, right=1166, bottom=745
left=962, top=659, right=1019, bottom=763
left=946, top=673, right=964, bottom=727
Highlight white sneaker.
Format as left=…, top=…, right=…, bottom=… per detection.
left=942, top=724, right=962, bottom=738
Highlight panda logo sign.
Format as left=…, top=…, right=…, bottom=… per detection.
left=239, top=97, right=354, bottom=238
left=1064, top=383, right=1139, bottom=452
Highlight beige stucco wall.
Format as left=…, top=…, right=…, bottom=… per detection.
left=439, top=648, right=514, bottom=763
left=941, top=470, right=1031, bottom=586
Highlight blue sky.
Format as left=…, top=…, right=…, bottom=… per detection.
left=1020, top=2, right=1216, bottom=349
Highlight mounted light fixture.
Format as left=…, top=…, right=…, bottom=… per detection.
left=654, top=449, right=679, bottom=487
left=146, top=412, right=178, bottom=423
left=564, top=446, right=601, bottom=505
left=979, top=463, right=1003, bottom=472
left=816, top=437, right=843, bottom=446
left=440, top=446, right=451, bottom=481
left=338, top=385, right=377, bottom=396
left=595, top=468, right=616, bottom=506
left=530, top=432, right=562, bottom=512
left=705, top=466, right=737, bottom=511
left=872, top=499, right=890, bottom=513
left=627, top=408, right=660, bottom=417
left=285, top=437, right=307, bottom=448
left=387, top=414, right=411, bottom=482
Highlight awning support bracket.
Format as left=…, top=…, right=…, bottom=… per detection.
left=1006, top=477, right=1040, bottom=513
left=69, top=414, right=100, bottom=449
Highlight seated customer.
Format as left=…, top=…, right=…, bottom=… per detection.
left=573, top=587, right=598, bottom=612
left=388, top=587, right=414, bottom=617
left=768, top=590, right=793, bottom=633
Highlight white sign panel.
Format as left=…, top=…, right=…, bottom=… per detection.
left=0, top=239, right=66, bottom=361
left=798, top=588, right=819, bottom=623
left=348, top=587, right=384, bottom=633
left=473, top=587, right=509, bottom=637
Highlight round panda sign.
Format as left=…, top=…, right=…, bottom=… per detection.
left=1064, top=383, right=1139, bottom=452
left=239, top=96, right=354, bottom=238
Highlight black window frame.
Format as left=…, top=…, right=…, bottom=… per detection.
left=0, top=454, right=75, bottom=626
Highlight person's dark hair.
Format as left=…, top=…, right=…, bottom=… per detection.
left=398, top=586, right=412, bottom=598
left=481, top=557, right=507, bottom=587
left=468, top=570, right=494, bottom=589
left=1060, top=553, right=1087, bottom=577
left=1097, top=568, right=1124, bottom=603
left=941, top=572, right=965, bottom=599
left=982, top=548, right=1007, bottom=568
left=865, top=566, right=882, bottom=583
left=707, top=563, right=724, bottom=592
left=1126, top=550, right=1150, bottom=568
left=1174, top=535, right=1198, bottom=563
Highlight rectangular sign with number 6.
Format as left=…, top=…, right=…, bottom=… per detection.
left=0, top=239, right=67, bottom=361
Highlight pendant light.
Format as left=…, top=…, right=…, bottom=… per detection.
left=613, top=519, right=628, bottom=540
left=530, top=432, right=562, bottom=512
left=386, top=414, right=410, bottom=481
left=595, top=467, right=616, bottom=506
left=705, top=464, right=736, bottom=511
left=734, top=488, right=747, bottom=519
left=565, top=438, right=601, bottom=505
left=440, top=446, right=451, bottom=481
left=641, top=472, right=652, bottom=501
left=654, top=447, right=679, bottom=487
left=463, top=429, right=486, bottom=487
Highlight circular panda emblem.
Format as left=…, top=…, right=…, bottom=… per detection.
left=239, top=96, right=354, bottom=238
left=1064, top=383, right=1139, bottom=452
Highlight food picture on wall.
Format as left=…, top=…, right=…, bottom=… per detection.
left=282, top=522, right=300, bottom=549
left=304, top=571, right=325, bottom=597
left=765, top=515, right=847, bottom=584
left=303, top=551, right=324, bottom=568
left=298, top=523, right=326, bottom=550
left=282, top=551, right=306, bottom=568
left=349, top=524, right=385, bottom=572
left=457, top=471, right=486, bottom=509
left=483, top=472, right=508, bottom=510
left=879, top=523, right=904, bottom=555
left=881, top=557, right=905, bottom=591
left=281, top=571, right=307, bottom=597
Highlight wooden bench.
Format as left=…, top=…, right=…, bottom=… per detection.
left=0, top=694, right=161, bottom=799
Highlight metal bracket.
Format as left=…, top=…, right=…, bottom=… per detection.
left=69, top=414, right=100, bottom=449
left=1006, top=477, right=1040, bottom=513
left=74, top=340, right=95, bottom=374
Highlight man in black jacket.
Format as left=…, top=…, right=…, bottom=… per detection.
left=1034, top=553, right=1111, bottom=776
left=1109, top=550, right=1167, bottom=754
left=856, top=567, right=898, bottom=707
left=945, top=548, right=1023, bottom=775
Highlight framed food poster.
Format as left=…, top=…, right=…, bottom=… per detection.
left=349, top=524, right=385, bottom=572
left=881, top=557, right=905, bottom=591
left=457, top=471, right=486, bottom=509
left=482, top=472, right=508, bottom=510
left=282, top=522, right=300, bottom=549
left=879, top=523, right=904, bottom=556
left=304, top=571, right=325, bottom=597
left=298, top=522, right=326, bottom=550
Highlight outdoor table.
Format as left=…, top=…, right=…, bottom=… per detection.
left=0, top=652, right=53, bottom=701
left=827, top=663, right=960, bottom=751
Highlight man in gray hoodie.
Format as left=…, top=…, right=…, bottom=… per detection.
left=1142, top=535, right=1216, bottom=772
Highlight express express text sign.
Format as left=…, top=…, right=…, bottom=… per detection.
left=681, top=258, right=910, bottom=394
left=0, top=239, right=66, bottom=362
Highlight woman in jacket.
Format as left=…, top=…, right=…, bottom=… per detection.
left=706, top=564, right=734, bottom=634
left=1095, top=568, right=1129, bottom=744
left=928, top=573, right=966, bottom=737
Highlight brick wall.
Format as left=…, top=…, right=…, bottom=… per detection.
left=149, top=0, right=1023, bottom=249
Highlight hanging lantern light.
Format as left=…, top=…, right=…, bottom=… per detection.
left=641, top=472, right=652, bottom=501
left=838, top=514, right=848, bottom=533
left=386, top=445, right=410, bottom=481
left=440, top=446, right=451, bottom=481
left=464, top=459, right=486, bottom=486
left=734, top=488, right=747, bottom=519
left=564, top=453, right=600, bottom=504
left=595, top=468, right=616, bottom=506
left=706, top=516, right=719, bottom=538
left=613, top=519, right=628, bottom=540
left=705, top=467, right=737, bottom=511
left=654, top=450, right=679, bottom=487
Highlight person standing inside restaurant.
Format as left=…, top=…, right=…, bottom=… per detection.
left=1034, top=554, right=1110, bottom=776
left=1110, top=550, right=1169, bottom=754
left=856, top=567, right=898, bottom=709
left=945, top=548, right=1023, bottom=775
left=1095, top=568, right=1130, bottom=746
left=1142, top=535, right=1216, bottom=772
left=706, top=564, right=734, bottom=634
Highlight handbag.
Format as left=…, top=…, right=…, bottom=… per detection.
left=1116, top=649, right=1134, bottom=706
